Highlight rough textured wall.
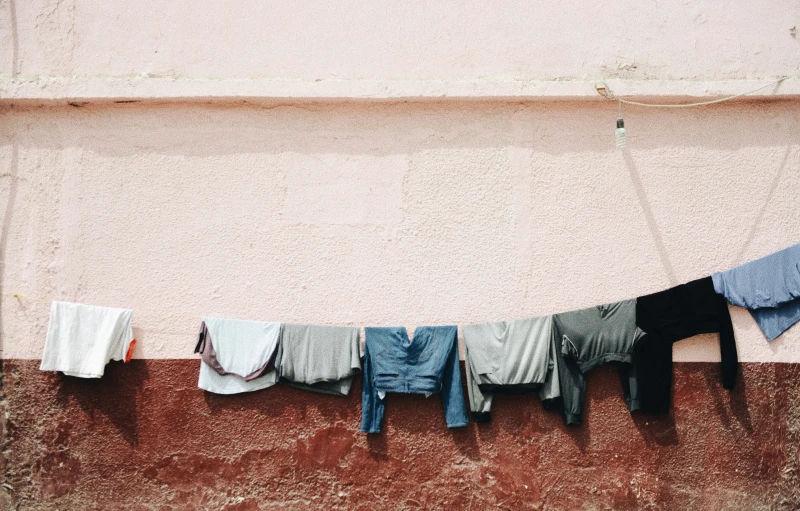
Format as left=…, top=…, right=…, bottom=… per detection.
left=3, top=360, right=800, bottom=510
left=2, top=1, right=800, bottom=509
left=1, top=101, right=799, bottom=362
left=1, top=93, right=800, bottom=510
left=1, top=0, right=799, bottom=81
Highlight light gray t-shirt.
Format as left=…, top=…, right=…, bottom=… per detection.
left=463, top=315, right=558, bottom=420
left=278, top=324, right=361, bottom=396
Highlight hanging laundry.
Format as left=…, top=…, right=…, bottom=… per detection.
left=632, top=276, right=737, bottom=414
left=40, top=301, right=136, bottom=378
left=277, top=324, right=361, bottom=396
left=360, top=326, right=468, bottom=434
left=712, top=242, right=800, bottom=341
left=194, top=317, right=281, bottom=394
left=462, top=316, right=560, bottom=422
left=547, top=299, right=644, bottom=426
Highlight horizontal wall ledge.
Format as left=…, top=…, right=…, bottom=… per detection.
left=0, top=75, right=798, bottom=105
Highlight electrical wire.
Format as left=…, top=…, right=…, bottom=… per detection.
left=596, top=77, right=790, bottom=108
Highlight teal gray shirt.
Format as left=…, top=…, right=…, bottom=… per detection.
left=550, top=299, right=644, bottom=426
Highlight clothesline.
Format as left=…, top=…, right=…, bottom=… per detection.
left=28, top=242, right=800, bottom=433
left=596, top=76, right=790, bottom=108
left=4, top=235, right=799, bottom=335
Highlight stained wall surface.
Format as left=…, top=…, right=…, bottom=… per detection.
left=2, top=1, right=800, bottom=510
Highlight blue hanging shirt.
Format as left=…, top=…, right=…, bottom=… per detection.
left=712, top=243, right=800, bottom=341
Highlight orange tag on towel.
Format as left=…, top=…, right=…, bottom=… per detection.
left=124, top=339, right=136, bottom=363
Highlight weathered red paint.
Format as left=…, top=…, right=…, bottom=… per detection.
left=2, top=360, right=799, bottom=510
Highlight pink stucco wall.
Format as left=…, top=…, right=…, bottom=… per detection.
left=1, top=100, right=799, bottom=363
left=2, top=0, right=799, bottom=80
left=2, top=3, right=800, bottom=509
left=0, top=1, right=798, bottom=372
left=2, top=0, right=800, bottom=102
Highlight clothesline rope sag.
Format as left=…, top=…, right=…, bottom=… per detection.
left=1, top=79, right=794, bottom=319
left=595, top=76, right=790, bottom=108
left=19, top=243, right=800, bottom=430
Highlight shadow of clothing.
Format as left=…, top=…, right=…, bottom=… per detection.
left=55, top=359, right=150, bottom=447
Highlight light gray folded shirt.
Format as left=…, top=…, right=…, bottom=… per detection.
left=277, top=324, right=362, bottom=396
left=196, top=317, right=282, bottom=394
left=463, top=315, right=559, bottom=421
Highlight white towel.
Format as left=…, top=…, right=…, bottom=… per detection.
left=197, top=317, right=281, bottom=394
left=40, top=301, right=136, bottom=378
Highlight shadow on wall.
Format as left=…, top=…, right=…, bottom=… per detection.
left=623, top=150, right=678, bottom=286
left=55, top=360, right=150, bottom=447
left=622, top=142, right=793, bottom=284
left=202, top=381, right=355, bottom=423
left=731, top=145, right=792, bottom=265
left=630, top=411, right=678, bottom=447
left=700, top=361, right=753, bottom=434
left=0, top=140, right=19, bottom=357
left=8, top=0, right=19, bottom=77
left=5, top=360, right=799, bottom=508
left=213, top=361, right=755, bottom=461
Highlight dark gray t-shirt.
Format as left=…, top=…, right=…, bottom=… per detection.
left=549, top=299, right=644, bottom=425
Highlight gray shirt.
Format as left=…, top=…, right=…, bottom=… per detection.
left=278, top=324, right=362, bottom=396
left=550, top=299, right=644, bottom=425
left=194, top=317, right=282, bottom=395
left=463, top=315, right=559, bottom=421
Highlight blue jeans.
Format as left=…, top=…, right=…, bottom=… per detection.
left=360, top=326, right=469, bottom=434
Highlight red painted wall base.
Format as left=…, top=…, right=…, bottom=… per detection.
left=2, top=360, right=799, bottom=510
